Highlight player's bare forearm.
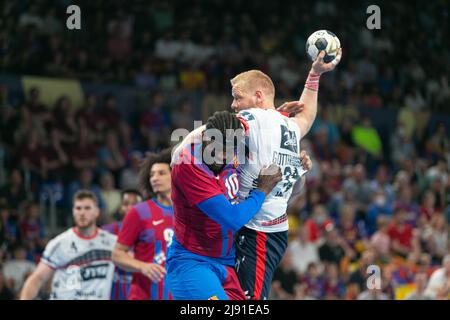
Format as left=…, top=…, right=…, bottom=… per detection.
left=20, top=263, right=54, bottom=300
left=111, top=244, right=143, bottom=273
left=20, top=274, right=41, bottom=300
left=294, top=49, right=342, bottom=136
left=295, top=87, right=318, bottom=136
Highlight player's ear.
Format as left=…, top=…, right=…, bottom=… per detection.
left=254, top=90, right=264, bottom=106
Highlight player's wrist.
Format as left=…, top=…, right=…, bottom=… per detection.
left=305, top=70, right=321, bottom=91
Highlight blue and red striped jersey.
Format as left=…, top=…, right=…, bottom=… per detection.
left=171, top=143, right=240, bottom=265
left=117, top=199, right=174, bottom=300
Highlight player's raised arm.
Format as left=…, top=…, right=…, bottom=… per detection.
left=171, top=125, right=206, bottom=166
left=293, top=48, right=342, bottom=137
left=20, top=262, right=55, bottom=300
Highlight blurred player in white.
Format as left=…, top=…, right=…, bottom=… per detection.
left=20, top=190, right=117, bottom=300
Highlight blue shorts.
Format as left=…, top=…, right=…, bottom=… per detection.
left=166, top=239, right=245, bottom=300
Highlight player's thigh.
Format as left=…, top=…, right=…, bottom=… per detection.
left=234, top=227, right=259, bottom=297
left=234, top=227, right=288, bottom=300
left=222, top=266, right=246, bottom=300
left=167, top=259, right=229, bottom=300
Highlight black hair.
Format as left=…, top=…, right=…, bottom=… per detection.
left=205, top=111, right=243, bottom=144
left=121, top=189, right=143, bottom=201
left=138, top=148, right=172, bottom=198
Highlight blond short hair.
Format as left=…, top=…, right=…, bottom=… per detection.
left=230, top=70, right=275, bottom=98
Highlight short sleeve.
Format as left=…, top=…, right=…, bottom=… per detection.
left=173, top=163, right=223, bottom=206
left=41, top=238, right=63, bottom=269
left=117, top=208, right=144, bottom=247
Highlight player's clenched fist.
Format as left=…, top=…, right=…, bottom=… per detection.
left=139, top=262, right=166, bottom=282
left=257, top=164, right=283, bottom=195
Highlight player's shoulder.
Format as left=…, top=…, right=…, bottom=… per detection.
left=42, top=228, right=74, bottom=257
left=128, top=199, right=154, bottom=220
left=49, top=227, right=76, bottom=244
left=98, top=228, right=118, bottom=241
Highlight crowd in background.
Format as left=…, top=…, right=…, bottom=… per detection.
left=1, top=0, right=449, bottom=110
left=0, top=0, right=449, bottom=299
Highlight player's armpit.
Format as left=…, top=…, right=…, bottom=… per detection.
left=20, top=262, right=55, bottom=300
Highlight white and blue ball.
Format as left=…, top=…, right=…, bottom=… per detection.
left=306, top=30, right=341, bottom=63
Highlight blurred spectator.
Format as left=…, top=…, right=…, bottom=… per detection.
left=99, top=172, right=121, bottom=222
left=322, top=263, right=346, bottom=299
left=390, top=122, right=416, bottom=166
left=19, top=130, right=46, bottom=180
left=0, top=206, right=18, bottom=245
left=348, top=250, right=375, bottom=298
left=366, top=188, right=394, bottom=235
left=75, top=93, right=101, bottom=133
left=405, top=272, right=431, bottom=300
left=303, top=204, right=333, bottom=243
left=69, top=125, right=98, bottom=171
left=301, top=262, right=325, bottom=299
left=422, top=214, right=449, bottom=264
left=3, top=244, right=36, bottom=294
left=287, top=226, right=320, bottom=276
left=97, top=131, right=126, bottom=176
left=424, top=255, right=450, bottom=299
left=271, top=251, right=298, bottom=300
left=318, top=224, right=352, bottom=266
left=171, top=98, right=195, bottom=131
left=19, top=202, right=45, bottom=246
left=338, top=204, right=365, bottom=256
left=51, top=96, right=77, bottom=143
left=342, top=164, right=372, bottom=213
left=97, top=94, right=122, bottom=132
left=0, top=169, right=28, bottom=212
left=139, top=93, right=170, bottom=134
left=119, top=151, right=143, bottom=190
left=41, top=128, right=69, bottom=181
left=351, top=116, right=382, bottom=158
left=357, top=288, right=389, bottom=300
left=22, top=87, right=51, bottom=123
left=0, top=268, right=14, bottom=300
left=394, top=185, right=420, bottom=227
left=387, top=208, right=417, bottom=259
left=370, top=216, right=391, bottom=262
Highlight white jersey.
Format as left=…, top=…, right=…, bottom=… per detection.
left=41, top=227, right=117, bottom=300
left=237, top=108, right=306, bottom=233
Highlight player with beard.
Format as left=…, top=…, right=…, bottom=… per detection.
left=20, top=190, right=117, bottom=300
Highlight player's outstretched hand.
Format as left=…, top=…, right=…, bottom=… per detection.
left=139, top=262, right=166, bottom=282
left=300, top=150, right=313, bottom=171
left=311, top=48, right=343, bottom=75
left=257, top=164, right=282, bottom=195
left=277, top=101, right=305, bottom=115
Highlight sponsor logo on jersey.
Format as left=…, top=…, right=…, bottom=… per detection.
left=280, top=125, right=298, bottom=153
left=80, top=263, right=109, bottom=281
left=152, top=219, right=164, bottom=226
